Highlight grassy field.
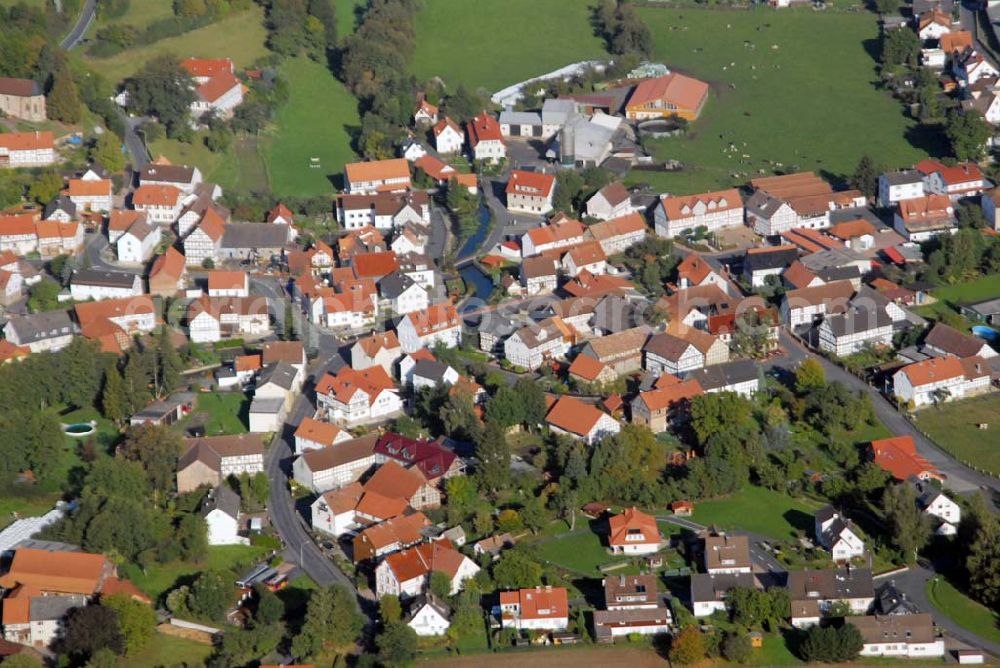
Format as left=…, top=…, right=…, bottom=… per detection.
left=537, top=526, right=626, bottom=576
left=334, top=0, right=365, bottom=37
left=914, top=393, right=1000, bottom=475
left=82, top=6, right=270, bottom=83
left=690, top=486, right=822, bottom=540
left=411, top=0, right=608, bottom=91
left=97, top=0, right=175, bottom=31
left=629, top=7, right=930, bottom=194
left=915, top=274, right=1000, bottom=323
left=264, top=57, right=360, bottom=196
left=120, top=631, right=213, bottom=668
left=121, top=544, right=267, bottom=602
left=188, top=391, right=249, bottom=435
left=926, top=577, right=1000, bottom=645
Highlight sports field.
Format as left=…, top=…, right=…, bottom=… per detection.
left=628, top=7, right=931, bottom=194
left=264, top=57, right=360, bottom=196
left=412, top=0, right=608, bottom=91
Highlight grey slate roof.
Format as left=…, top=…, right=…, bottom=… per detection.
left=379, top=272, right=418, bottom=300
left=71, top=269, right=139, bottom=289
left=786, top=567, right=874, bottom=601
left=404, top=593, right=451, bottom=626
left=44, top=196, right=76, bottom=220
left=822, top=305, right=892, bottom=337
left=541, top=98, right=577, bottom=126
left=259, top=361, right=298, bottom=391
left=202, top=484, right=241, bottom=520
left=683, top=359, right=758, bottom=390
left=5, top=310, right=73, bottom=345
left=882, top=169, right=924, bottom=187
left=411, top=358, right=452, bottom=383
left=221, top=223, right=289, bottom=249
left=690, top=572, right=757, bottom=603
left=922, top=322, right=986, bottom=357
left=499, top=110, right=542, bottom=126
left=29, top=594, right=86, bottom=621
left=744, top=246, right=799, bottom=272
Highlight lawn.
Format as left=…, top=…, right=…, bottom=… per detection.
left=81, top=6, right=270, bottom=83
left=97, top=0, right=175, bottom=32
left=537, top=526, right=627, bottom=576
left=264, top=57, right=360, bottom=196
left=150, top=134, right=269, bottom=196
left=914, top=393, right=1000, bottom=476
left=690, top=486, right=822, bottom=540
left=926, top=577, right=1000, bottom=645
left=187, top=391, right=249, bottom=435
left=121, top=544, right=268, bottom=602
left=120, top=631, right=213, bottom=668
left=915, top=274, right=1000, bottom=324
left=334, top=0, right=365, bottom=37
left=411, top=0, right=608, bottom=91
left=628, top=7, right=931, bottom=194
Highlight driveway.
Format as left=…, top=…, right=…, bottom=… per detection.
left=59, top=0, right=96, bottom=50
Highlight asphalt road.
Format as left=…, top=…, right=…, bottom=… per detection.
left=81, top=232, right=141, bottom=275
left=121, top=114, right=151, bottom=170
left=878, top=565, right=1000, bottom=657
left=59, top=0, right=96, bottom=50
left=773, top=331, right=998, bottom=498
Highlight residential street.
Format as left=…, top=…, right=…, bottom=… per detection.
left=774, top=331, right=999, bottom=498
left=878, top=566, right=1000, bottom=657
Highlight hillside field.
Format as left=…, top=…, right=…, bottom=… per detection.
left=629, top=7, right=931, bottom=193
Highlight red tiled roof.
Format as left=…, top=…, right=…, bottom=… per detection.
left=608, top=507, right=660, bottom=546
left=67, top=178, right=111, bottom=197
left=181, top=57, right=234, bottom=79
left=352, top=251, right=400, bottom=279
left=545, top=396, right=609, bottom=437
left=500, top=587, right=569, bottom=621
left=659, top=188, right=741, bottom=220
left=374, top=432, right=457, bottom=481
left=133, top=184, right=182, bottom=207
left=0, top=131, right=53, bottom=151
left=567, top=354, right=608, bottom=382
left=316, top=366, right=396, bottom=406
left=627, top=73, right=709, bottom=113
left=467, top=112, right=503, bottom=147
left=506, top=170, right=556, bottom=198
left=870, top=436, right=939, bottom=480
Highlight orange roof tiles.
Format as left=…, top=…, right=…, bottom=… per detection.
left=149, top=247, right=186, bottom=281
left=356, top=331, right=400, bottom=357
left=561, top=270, right=634, bottom=298
left=0, top=339, right=30, bottom=363
left=363, top=460, right=426, bottom=501
left=315, top=365, right=396, bottom=405
left=108, top=210, right=145, bottom=233
left=0, top=131, right=53, bottom=151
left=234, top=353, right=262, bottom=372
left=636, top=378, right=703, bottom=411
left=588, top=212, right=646, bottom=241
left=899, top=356, right=966, bottom=387
left=870, top=436, right=939, bottom=481
left=404, top=303, right=460, bottom=336
left=413, top=155, right=456, bottom=181
left=197, top=207, right=227, bottom=240
left=545, top=396, right=610, bottom=437
left=608, top=507, right=660, bottom=547
left=0, top=549, right=108, bottom=595
left=506, top=169, right=556, bottom=198
left=354, top=489, right=409, bottom=521
left=207, top=270, right=247, bottom=291
left=433, top=117, right=461, bottom=137
left=0, top=214, right=36, bottom=237
left=828, top=219, right=876, bottom=241
left=295, top=416, right=346, bottom=446
left=627, top=73, right=709, bottom=114
left=196, top=72, right=241, bottom=103
left=659, top=188, right=741, bottom=220
left=345, top=159, right=410, bottom=185
left=352, top=251, right=400, bottom=279
left=181, top=57, right=234, bottom=78
left=75, top=295, right=155, bottom=327
left=941, top=31, right=974, bottom=53
left=676, top=253, right=714, bottom=285
left=500, top=587, right=569, bottom=622
left=467, top=112, right=503, bottom=147
left=67, top=178, right=111, bottom=198
left=565, top=240, right=606, bottom=266
left=133, top=184, right=182, bottom=207
left=525, top=216, right=586, bottom=248
left=567, top=354, right=608, bottom=382
left=384, top=540, right=466, bottom=583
